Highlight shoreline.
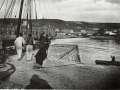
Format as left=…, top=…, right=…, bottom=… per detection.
left=90, top=36, right=120, bottom=40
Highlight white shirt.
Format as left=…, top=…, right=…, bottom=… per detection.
left=14, top=36, right=25, bottom=47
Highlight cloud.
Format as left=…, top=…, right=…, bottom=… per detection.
left=93, top=0, right=101, bottom=3
left=105, top=0, right=120, bottom=5
left=53, top=0, right=120, bottom=22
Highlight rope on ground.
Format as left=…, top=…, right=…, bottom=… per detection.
left=79, top=52, right=93, bottom=62
left=31, top=62, right=82, bottom=70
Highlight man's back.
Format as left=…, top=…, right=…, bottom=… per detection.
left=14, top=36, right=25, bottom=47
left=26, top=37, right=34, bottom=45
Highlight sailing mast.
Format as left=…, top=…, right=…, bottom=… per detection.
left=26, top=13, right=28, bottom=37
left=30, top=11, right=32, bottom=34
left=29, top=0, right=32, bottom=34
left=16, top=0, right=24, bottom=37
left=26, top=0, right=33, bottom=35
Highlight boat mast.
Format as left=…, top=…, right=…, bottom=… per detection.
left=16, top=0, right=24, bottom=37
left=27, top=0, right=32, bottom=34
left=26, top=13, right=28, bottom=37
left=30, top=7, right=32, bottom=34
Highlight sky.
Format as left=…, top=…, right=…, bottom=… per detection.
left=0, top=0, right=120, bottom=23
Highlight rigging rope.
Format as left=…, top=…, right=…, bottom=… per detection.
left=5, top=0, right=16, bottom=18
left=79, top=52, right=94, bottom=63
left=52, top=0, right=55, bottom=19
left=38, top=0, right=44, bottom=19
left=0, top=0, right=5, bottom=10
left=22, top=1, right=27, bottom=19
left=22, top=1, right=25, bottom=19
left=44, top=0, right=50, bottom=19
left=42, top=0, right=50, bottom=34
left=34, top=0, right=37, bottom=19
left=12, top=0, right=17, bottom=18
left=14, top=0, right=21, bottom=18
left=46, top=0, right=52, bottom=19
left=41, top=0, right=47, bottom=18
left=3, top=0, right=8, bottom=23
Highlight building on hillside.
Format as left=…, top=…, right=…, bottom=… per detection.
left=0, top=20, right=56, bottom=39
left=118, top=28, right=120, bottom=35
left=62, top=29, right=71, bottom=35
left=93, top=28, right=99, bottom=31
left=0, top=25, right=16, bottom=34
left=104, top=29, right=117, bottom=36
left=76, top=27, right=83, bottom=29
left=86, top=28, right=98, bottom=36
left=70, top=30, right=73, bottom=33
left=86, top=30, right=96, bottom=36
left=55, top=28, right=59, bottom=32
left=80, top=28, right=99, bottom=36
left=56, top=31, right=66, bottom=36
left=20, top=26, right=27, bottom=35
left=0, top=25, right=17, bottom=39
left=71, top=32, right=81, bottom=36
left=81, top=30, right=86, bottom=34
left=20, top=24, right=56, bottom=38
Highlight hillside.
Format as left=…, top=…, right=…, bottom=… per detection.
left=0, top=19, right=120, bottom=32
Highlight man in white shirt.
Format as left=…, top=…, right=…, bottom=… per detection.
left=14, top=33, right=25, bottom=61
left=26, top=34, right=35, bottom=61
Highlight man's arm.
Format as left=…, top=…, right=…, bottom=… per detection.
left=33, top=38, right=36, bottom=45
left=14, top=38, right=17, bottom=46
left=22, top=38, right=26, bottom=45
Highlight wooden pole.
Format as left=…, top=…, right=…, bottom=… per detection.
left=26, top=13, right=28, bottom=37
left=30, top=0, right=32, bottom=34
left=16, top=0, right=24, bottom=37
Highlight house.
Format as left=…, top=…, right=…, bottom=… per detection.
left=55, top=28, right=59, bottom=32
left=70, top=30, right=73, bottom=33
left=86, top=30, right=96, bottom=36
left=81, top=30, right=86, bottom=34
left=71, top=32, right=80, bottom=36
left=93, top=28, right=99, bottom=31
left=62, top=29, right=70, bottom=34
left=56, top=31, right=66, bottom=36
left=0, top=25, right=16, bottom=35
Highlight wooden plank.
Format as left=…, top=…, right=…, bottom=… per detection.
left=0, top=82, right=14, bottom=89
left=11, top=84, right=23, bottom=89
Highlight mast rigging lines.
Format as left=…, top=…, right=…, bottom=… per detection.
left=0, top=0, right=5, bottom=10
left=4, top=0, right=16, bottom=18
left=1, top=0, right=53, bottom=19
left=1, top=0, right=54, bottom=35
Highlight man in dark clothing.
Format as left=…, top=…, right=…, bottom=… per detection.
left=45, top=34, right=51, bottom=57
left=34, top=32, right=47, bottom=68
left=39, top=32, right=45, bottom=42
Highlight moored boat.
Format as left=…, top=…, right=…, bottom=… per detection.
left=95, top=60, right=120, bottom=66
left=0, top=63, right=16, bottom=80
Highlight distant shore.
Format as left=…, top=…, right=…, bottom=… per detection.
left=52, top=35, right=83, bottom=39
left=90, top=36, right=120, bottom=40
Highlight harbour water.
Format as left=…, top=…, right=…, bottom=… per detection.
left=51, top=38, right=120, bottom=64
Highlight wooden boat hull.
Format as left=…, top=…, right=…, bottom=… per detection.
left=95, top=60, right=120, bottom=66
left=0, top=63, right=16, bottom=80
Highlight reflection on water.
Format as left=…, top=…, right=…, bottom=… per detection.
left=51, top=38, right=120, bottom=64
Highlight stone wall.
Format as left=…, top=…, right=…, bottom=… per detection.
left=48, top=44, right=81, bottom=64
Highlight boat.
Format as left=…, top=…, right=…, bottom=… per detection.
left=0, top=63, right=16, bottom=80
left=95, top=59, right=120, bottom=66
